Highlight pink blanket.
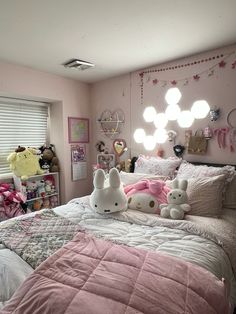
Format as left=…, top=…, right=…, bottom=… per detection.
left=1, top=232, right=230, bottom=314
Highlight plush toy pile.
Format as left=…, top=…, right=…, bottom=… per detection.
left=124, top=179, right=170, bottom=214
left=160, top=179, right=191, bottom=220
left=7, top=146, right=44, bottom=180
left=90, top=168, right=128, bottom=214
left=0, top=183, right=26, bottom=221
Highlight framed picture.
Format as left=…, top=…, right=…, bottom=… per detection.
left=68, top=117, right=89, bottom=143
left=97, top=154, right=115, bottom=172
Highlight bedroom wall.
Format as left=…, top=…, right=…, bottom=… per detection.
left=0, top=61, right=92, bottom=203
left=91, top=43, right=236, bottom=165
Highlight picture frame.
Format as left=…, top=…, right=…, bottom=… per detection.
left=68, top=117, right=89, bottom=143
left=97, top=154, right=115, bottom=172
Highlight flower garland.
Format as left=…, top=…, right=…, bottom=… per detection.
left=139, top=51, right=236, bottom=105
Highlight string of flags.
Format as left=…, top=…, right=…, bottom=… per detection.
left=139, top=51, right=236, bottom=90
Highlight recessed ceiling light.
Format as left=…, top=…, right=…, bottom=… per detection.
left=63, top=59, right=95, bottom=71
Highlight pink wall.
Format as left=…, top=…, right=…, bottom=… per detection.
left=0, top=61, right=92, bottom=203
left=91, top=44, right=236, bottom=165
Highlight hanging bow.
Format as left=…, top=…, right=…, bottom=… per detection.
left=214, top=128, right=229, bottom=149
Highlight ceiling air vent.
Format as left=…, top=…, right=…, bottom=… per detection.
left=63, top=59, right=95, bottom=71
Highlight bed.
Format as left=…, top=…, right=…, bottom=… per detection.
left=0, top=158, right=236, bottom=314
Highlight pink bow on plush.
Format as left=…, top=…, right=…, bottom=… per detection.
left=126, top=179, right=165, bottom=195
left=124, top=179, right=168, bottom=196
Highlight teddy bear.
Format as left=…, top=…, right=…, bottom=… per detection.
left=7, top=146, right=44, bottom=180
left=160, top=179, right=191, bottom=220
left=39, top=145, right=60, bottom=173
left=124, top=179, right=170, bottom=214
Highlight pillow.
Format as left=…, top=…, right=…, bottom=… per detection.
left=119, top=171, right=168, bottom=186
left=134, top=156, right=182, bottom=177
left=167, top=175, right=226, bottom=217
left=177, top=160, right=235, bottom=184
left=224, top=174, right=236, bottom=209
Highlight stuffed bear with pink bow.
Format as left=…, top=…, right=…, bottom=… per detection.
left=124, top=179, right=170, bottom=214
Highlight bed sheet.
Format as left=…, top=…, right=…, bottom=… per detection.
left=0, top=196, right=236, bottom=311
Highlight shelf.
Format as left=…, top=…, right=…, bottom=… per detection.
left=100, top=131, right=119, bottom=134
left=26, top=192, right=59, bottom=202
left=97, top=120, right=124, bottom=123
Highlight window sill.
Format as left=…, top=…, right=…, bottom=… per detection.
left=0, top=173, right=13, bottom=181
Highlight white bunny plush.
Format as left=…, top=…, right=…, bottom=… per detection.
left=90, top=168, right=128, bottom=214
left=160, top=179, right=191, bottom=220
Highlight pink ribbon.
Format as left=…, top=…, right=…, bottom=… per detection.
left=124, top=179, right=165, bottom=196
left=214, top=128, right=229, bottom=149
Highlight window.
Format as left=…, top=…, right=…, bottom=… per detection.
left=0, top=98, right=49, bottom=175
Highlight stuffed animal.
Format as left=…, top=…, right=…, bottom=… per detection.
left=160, top=179, right=191, bottom=220
left=39, top=145, right=60, bottom=173
left=90, top=168, right=128, bottom=214
left=124, top=179, right=170, bottom=214
left=7, top=146, right=44, bottom=180
left=37, top=180, right=46, bottom=198
left=49, top=195, right=58, bottom=207
left=33, top=199, right=43, bottom=211
left=26, top=181, right=38, bottom=199
left=42, top=198, right=50, bottom=209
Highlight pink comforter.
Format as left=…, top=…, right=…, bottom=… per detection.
left=1, top=232, right=230, bottom=314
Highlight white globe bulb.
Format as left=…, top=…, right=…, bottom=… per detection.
left=133, top=128, right=146, bottom=143
left=154, top=113, right=168, bottom=128
left=154, top=128, right=168, bottom=144
left=165, top=88, right=182, bottom=105
left=143, top=106, right=156, bottom=122
left=191, top=100, right=210, bottom=119
left=177, top=110, right=194, bottom=128
left=165, top=104, right=181, bottom=121
left=143, top=135, right=156, bottom=151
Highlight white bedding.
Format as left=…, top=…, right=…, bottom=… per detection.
left=1, top=195, right=236, bottom=310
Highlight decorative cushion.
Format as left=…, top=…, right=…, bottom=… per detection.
left=177, top=160, right=235, bottom=184
left=134, top=156, right=182, bottom=177
left=167, top=175, right=226, bottom=217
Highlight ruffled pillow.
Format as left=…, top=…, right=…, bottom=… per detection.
left=134, top=156, right=182, bottom=178
left=177, top=160, right=235, bottom=183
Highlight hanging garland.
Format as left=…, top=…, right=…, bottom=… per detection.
left=139, top=51, right=236, bottom=104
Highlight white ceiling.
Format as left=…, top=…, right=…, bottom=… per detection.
left=0, top=0, right=236, bottom=83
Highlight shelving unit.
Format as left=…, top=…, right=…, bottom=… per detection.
left=97, top=109, right=125, bottom=139
left=13, top=172, right=60, bottom=211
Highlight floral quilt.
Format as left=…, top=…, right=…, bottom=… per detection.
left=0, top=210, right=81, bottom=269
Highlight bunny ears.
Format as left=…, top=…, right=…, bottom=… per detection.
left=172, top=179, right=188, bottom=191
left=124, top=179, right=166, bottom=196
left=93, top=168, right=121, bottom=189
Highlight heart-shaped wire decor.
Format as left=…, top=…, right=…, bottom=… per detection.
left=113, top=139, right=126, bottom=156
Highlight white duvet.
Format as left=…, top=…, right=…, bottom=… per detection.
left=1, top=195, right=236, bottom=310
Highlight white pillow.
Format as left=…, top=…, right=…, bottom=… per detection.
left=119, top=171, right=168, bottom=186
left=177, top=160, right=235, bottom=184
left=134, top=156, right=182, bottom=177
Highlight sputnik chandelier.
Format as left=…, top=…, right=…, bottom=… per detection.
left=134, top=87, right=210, bottom=150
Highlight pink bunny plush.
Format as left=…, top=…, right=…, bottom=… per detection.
left=124, top=179, right=170, bottom=214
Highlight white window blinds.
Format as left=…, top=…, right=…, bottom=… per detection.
left=0, top=98, right=49, bottom=175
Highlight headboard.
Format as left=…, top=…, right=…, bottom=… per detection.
left=190, top=161, right=236, bottom=170
left=130, top=156, right=236, bottom=172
